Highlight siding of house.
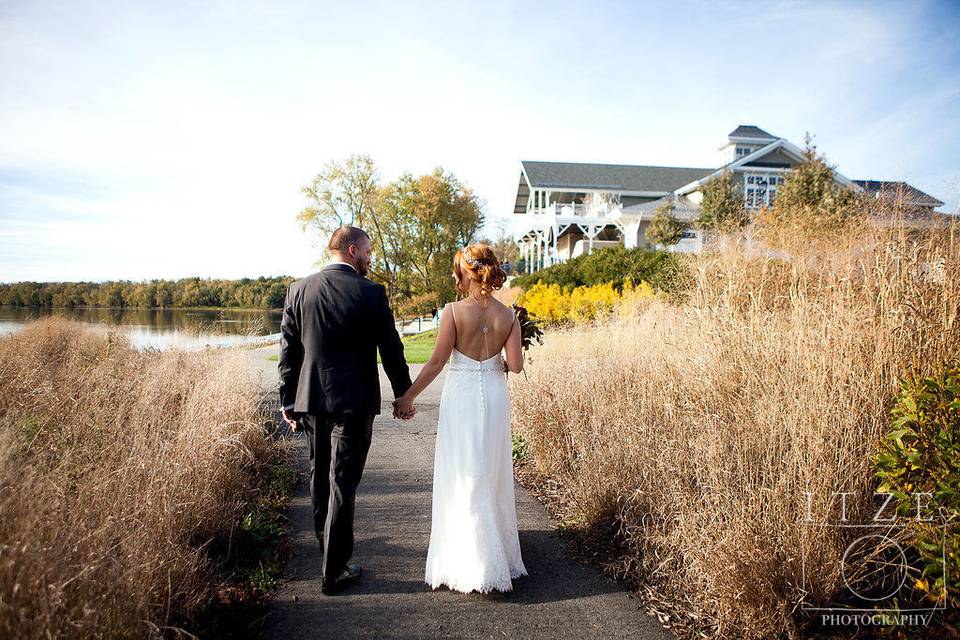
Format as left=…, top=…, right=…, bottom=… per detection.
left=742, top=148, right=797, bottom=168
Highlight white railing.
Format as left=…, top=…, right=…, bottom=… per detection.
left=527, top=202, right=618, bottom=217
left=395, top=315, right=438, bottom=336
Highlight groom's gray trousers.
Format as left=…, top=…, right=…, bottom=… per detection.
left=300, top=411, right=375, bottom=580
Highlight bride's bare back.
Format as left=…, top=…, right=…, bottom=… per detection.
left=394, top=244, right=524, bottom=416
left=450, top=298, right=515, bottom=362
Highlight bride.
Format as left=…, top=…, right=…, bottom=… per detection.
left=393, top=244, right=528, bottom=593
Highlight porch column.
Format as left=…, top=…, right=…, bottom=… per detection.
left=552, top=223, right=558, bottom=265
left=622, top=221, right=641, bottom=249
left=586, top=224, right=603, bottom=255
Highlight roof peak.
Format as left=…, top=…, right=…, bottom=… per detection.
left=728, top=125, right=777, bottom=140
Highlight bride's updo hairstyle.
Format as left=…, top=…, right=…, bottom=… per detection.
left=454, top=244, right=507, bottom=297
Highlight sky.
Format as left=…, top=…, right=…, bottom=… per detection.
left=1, top=0, right=958, bottom=283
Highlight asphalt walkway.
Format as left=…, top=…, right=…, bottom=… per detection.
left=247, top=347, right=671, bottom=640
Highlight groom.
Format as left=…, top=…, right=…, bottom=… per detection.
left=278, top=225, right=415, bottom=595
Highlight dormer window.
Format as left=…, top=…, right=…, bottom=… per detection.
left=735, top=146, right=753, bottom=158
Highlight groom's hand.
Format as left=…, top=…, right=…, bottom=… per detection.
left=392, top=398, right=416, bottom=421
left=281, top=407, right=298, bottom=431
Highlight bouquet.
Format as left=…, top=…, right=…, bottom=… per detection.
left=505, top=302, right=543, bottom=375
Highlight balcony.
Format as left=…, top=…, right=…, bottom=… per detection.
left=527, top=202, right=620, bottom=218
left=513, top=202, right=625, bottom=240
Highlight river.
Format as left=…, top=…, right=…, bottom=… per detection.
left=0, top=307, right=282, bottom=350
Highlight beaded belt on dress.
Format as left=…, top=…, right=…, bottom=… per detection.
left=447, top=362, right=502, bottom=372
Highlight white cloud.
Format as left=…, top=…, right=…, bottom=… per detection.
left=1, top=0, right=957, bottom=282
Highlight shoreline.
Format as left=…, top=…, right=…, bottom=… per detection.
left=0, top=304, right=283, bottom=312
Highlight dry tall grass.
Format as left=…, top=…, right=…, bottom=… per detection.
left=510, top=223, right=959, bottom=637
left=0, top=318, right=284, bottom=638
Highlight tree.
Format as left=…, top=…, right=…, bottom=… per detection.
left=298, top=155, right=399, bottom=300
left=477, top=234, right=520, bottom=275
left=127, top=283, right=156, bottom=308
left=297, top=158, right=484, bottom=311
left=645, top=201, right=687, bottom=248
left=757, top=133, right=863, bottom=238
left=695, top=170, right=746, bottom=231
left=482, top=217, right=520, bottom=265
left=379, top=168, right=484, bottom=305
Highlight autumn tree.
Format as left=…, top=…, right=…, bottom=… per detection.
left=379, top=168, right=484, bottom=307
left=297, top=158, right=484, bottom=313
left=298, top=155, right=398, bottom=299
left=481, top=217, right=520, bottom=264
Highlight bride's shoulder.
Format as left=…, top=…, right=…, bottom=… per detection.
left=487, top=299, right=514, bottom=321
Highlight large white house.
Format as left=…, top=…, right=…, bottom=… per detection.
left=512, top=125, right=945, bottom=272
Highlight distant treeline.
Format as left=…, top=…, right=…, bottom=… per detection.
left=0, top=276, right=295, bottom=309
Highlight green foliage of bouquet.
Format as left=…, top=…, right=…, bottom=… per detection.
left=511, top=302, right=543, bottom=351
left=503, top=303, right=543, bottom=377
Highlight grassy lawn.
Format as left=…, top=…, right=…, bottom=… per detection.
left=386, top=328, right=437, bottom=364
left=265, top=329, right=437, bottom=365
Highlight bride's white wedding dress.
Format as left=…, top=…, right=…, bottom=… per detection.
left=424, top=308, right=527, bottom=593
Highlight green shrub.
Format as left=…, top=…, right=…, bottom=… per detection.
left=512, top=246, right=684, bottom=293
left=695, top=170, right=746, bottom=231
left=645, top=201, right=688, bottom=247
left=511, top=431, right=528, bottom=461
left=756, top=134, right=865, bottom=242
left=874, top=367, right=960, bottom=605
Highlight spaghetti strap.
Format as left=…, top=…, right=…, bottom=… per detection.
left=448, top=302, right=458, bottom=340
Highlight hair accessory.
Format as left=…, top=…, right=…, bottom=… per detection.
left=463, top=252, right=479, bottom=267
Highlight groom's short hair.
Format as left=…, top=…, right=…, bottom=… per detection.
left=328, top=225, right=369, bottom=252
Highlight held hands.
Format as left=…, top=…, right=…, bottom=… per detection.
left=393, top=394, right=416, bottom=421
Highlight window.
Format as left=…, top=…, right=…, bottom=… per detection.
left=744, top=173, right=785, bottom=209
left=735, top=146, right=753, bottom=158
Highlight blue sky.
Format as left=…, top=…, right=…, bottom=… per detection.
left=1, top=0, right=958, bottom=282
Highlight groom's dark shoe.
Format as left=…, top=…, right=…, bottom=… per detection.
left=321, top=563, right=361, bottom=595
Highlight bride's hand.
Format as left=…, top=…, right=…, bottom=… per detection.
left=393, top=394, right=416, bottom=420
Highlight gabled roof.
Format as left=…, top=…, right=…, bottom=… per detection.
left=676, top=138, right=860, bottom=195
left=728, top=125, right=777, bottom=140
left=622, top=194, right=701, bottom=222
left=852, top=180, right=944, bottom=208
left=520, top=161, right=714, bottom=194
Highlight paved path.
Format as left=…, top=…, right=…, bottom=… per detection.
left=247, top=347, right=671, bottom=640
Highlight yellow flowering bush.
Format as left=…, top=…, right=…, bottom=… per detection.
left=568, top=282, right=619, bottom=323
left=518, top=279, right=654, bottom=325
left=516, top=282, right=570, bottom=324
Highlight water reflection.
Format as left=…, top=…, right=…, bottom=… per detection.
left=0, top=307, right=282, bottom=350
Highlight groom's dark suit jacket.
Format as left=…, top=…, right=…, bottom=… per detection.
left=278, top=263, right=412, bottom=415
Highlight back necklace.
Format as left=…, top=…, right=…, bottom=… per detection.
left=472, top=293, right=492, bottom=358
